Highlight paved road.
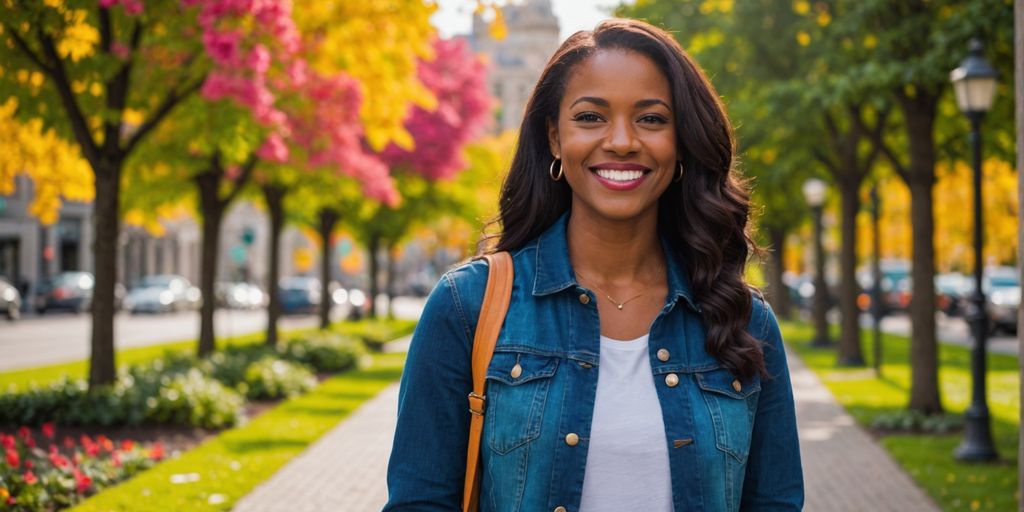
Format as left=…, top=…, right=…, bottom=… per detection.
left=859, top=312, right=1019, bottom=356
left=0, top=296, right=427, bottom=372
left=0, top=309, right=323, bottom=371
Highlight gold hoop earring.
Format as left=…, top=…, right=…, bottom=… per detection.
left=674, top=161, right=684, bottom=182
left=549, top=158, right=563, bottom=181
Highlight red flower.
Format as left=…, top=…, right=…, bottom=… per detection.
left=24, top=459, right=33, bottom=470
left=6, top=496, right=15, bottom=506
left=49, top=453, right=71, bottom=470
left=112, top=451, right=122, bottom=467
left=73, top=469, right=92, bottom=494
left=1, top=435, right=14, bottom=450
left=41, top=423, right=55, bottom=439
left=120, top=440, right=135, bottom=452
left=6, top=448, right=20, bottom=468
left=23, top=471, right=37, bottom=485
left=17, top=427, right=30, bottom=440
left=97, top=435, right=114, bottom=453
left=80, top=435, right=99, bottom=457
left=63, top=436, right=75, bottom=449
left=24, top=436, right=36, bottom=449
left=149, top=442, right=164, bottom=461
left=48, top=444, right=58, bottom=456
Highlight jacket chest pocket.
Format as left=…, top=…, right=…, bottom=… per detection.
left=484, top=352, right=559, bottom=455
left=696, top=368, right=761, bottom=463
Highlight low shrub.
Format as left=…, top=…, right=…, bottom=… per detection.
left=144, top=370, right=246, bottom=429
left=340, top=319, right=416, bottom=352
left=870, top=410, right=964, bottom=434
left=281, top=333, right=364, bottom=373
left=243, top=358, right=317, bottom=400
left=0, top=326, right=372, bottom=429
left=0, top=424, right=164, bottom=510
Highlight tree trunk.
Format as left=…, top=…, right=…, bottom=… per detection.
left=263, top=184, right=286, bottom=347
left=764, top=226, right=792, bottom=319
left=367, top=231, right=380, bottom=319
left=386, top=241, right=397, bottom=320
left=838, top=181, right=865, bottom=366
left=900, top=93, right=943, bottom=414
left=88, top=162, right=121, bottom=387
left=318, top=208, right=338, bottom=330
left=196, top=170, right=224, bottom=357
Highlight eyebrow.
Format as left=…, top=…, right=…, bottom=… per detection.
left=570, top=97, right=671, bottom=110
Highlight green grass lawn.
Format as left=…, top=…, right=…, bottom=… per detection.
left=69, top=351, right=407, bottom=511
left=782, top=320, right=1020, bottom=511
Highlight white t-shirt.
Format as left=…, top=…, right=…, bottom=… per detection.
left=579, top=334, right=673, bottom=512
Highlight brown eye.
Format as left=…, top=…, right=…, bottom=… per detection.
left=572, top=112, right=602, bottom=123
left=639, top=114, right=668, bottom=124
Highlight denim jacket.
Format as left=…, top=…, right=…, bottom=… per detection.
left=385, top=214, right=803, bottom=511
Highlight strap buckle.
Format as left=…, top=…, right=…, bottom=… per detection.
left=467, top=392, right=486, bottom=416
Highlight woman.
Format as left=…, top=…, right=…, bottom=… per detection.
left=385, top=18, right=803, bottom=511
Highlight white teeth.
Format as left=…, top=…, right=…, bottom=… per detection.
left=594, top=169, right=645, bottom=182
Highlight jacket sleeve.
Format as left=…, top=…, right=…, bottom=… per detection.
left=384, top=271, right=476, bottom=511
left=740, top=299, right=805, bottom=511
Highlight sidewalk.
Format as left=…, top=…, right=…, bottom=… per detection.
left=233, top=340, right=939, bottom=512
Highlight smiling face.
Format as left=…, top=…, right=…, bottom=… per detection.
left=547, top=49, right=678, bottom=226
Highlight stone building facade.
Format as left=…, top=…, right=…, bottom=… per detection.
left=468, top=0, right=561, bottom=133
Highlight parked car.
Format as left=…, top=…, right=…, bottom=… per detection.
left=856, top=260, right=912, bottom=315
left=35, top=271, right=94, bottom=314
left=124, top=274, right=201, bottom=314
left=279, top=276, right=321, bottom=315
left=982, top=266, right=1019, bottom=334
left=935, top=272, right=971, bottom=316
left=215, top=281, right=266, bottom=310
left=0, top=277, right=21, bottom=320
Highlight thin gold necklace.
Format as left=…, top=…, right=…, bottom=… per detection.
left=575, top=272, right=644, bottom=311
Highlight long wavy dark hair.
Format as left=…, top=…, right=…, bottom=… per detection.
left=483, top=19, right=765, bottom=379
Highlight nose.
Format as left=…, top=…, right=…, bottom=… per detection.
left=601, top=117, right=640, bottom=155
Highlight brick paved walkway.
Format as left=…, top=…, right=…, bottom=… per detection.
left=233, top=339, right=939, bottom=512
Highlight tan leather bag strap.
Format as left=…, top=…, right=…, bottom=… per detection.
left=463, top=251, right=513, bottom=512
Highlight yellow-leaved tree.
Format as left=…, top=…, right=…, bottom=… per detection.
left=0, top=99, right=93, bottom=224
left=293, top=1, right=439, bottom=152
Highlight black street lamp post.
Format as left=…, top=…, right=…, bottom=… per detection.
left=870, top=182, right=883, bottom=377
left=803, top=178, right=831, bottom=347
left=951, top=38, right=999, bottom=462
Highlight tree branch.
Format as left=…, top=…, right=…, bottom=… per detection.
left=98, top=4, right=112, bottom=53
left=861, top=100, right=909, bottom=182
left=35, top=30, right=101, bottom=166
left=813, top=149, right=839, bottom=176
left=4, top=25, right=55, bottom=75
left=223, top=152, right=258, bottom=206
left=122, top=73, right=206, bottom=156
left=104, top=20, right=143, bottom=152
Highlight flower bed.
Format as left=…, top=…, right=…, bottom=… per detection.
left=0, top=424, right=164, bottom=510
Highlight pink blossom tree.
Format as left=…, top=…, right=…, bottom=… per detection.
left=358, top=38, right=493, bottom=318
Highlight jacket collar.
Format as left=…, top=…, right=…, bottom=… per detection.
left=530, top=212, right=701, bottom=313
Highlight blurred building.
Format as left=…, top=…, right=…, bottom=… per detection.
left=0, top=178, right=318, bottom=306
left=468, top=0, right=560, bottom=133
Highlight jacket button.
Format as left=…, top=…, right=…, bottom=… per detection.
left=656, top=348, right=670, bottom=362
left=510, top=364, right=522, bottom=379
left=665, top=373, right=679, bottom=387
left=554, top=508, right=567, bottom=512
left=564, top=433, right=579, bottom=446
left=578, top=293, right=590, bottom=304
left=732, top=379, right=742, bottom=392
